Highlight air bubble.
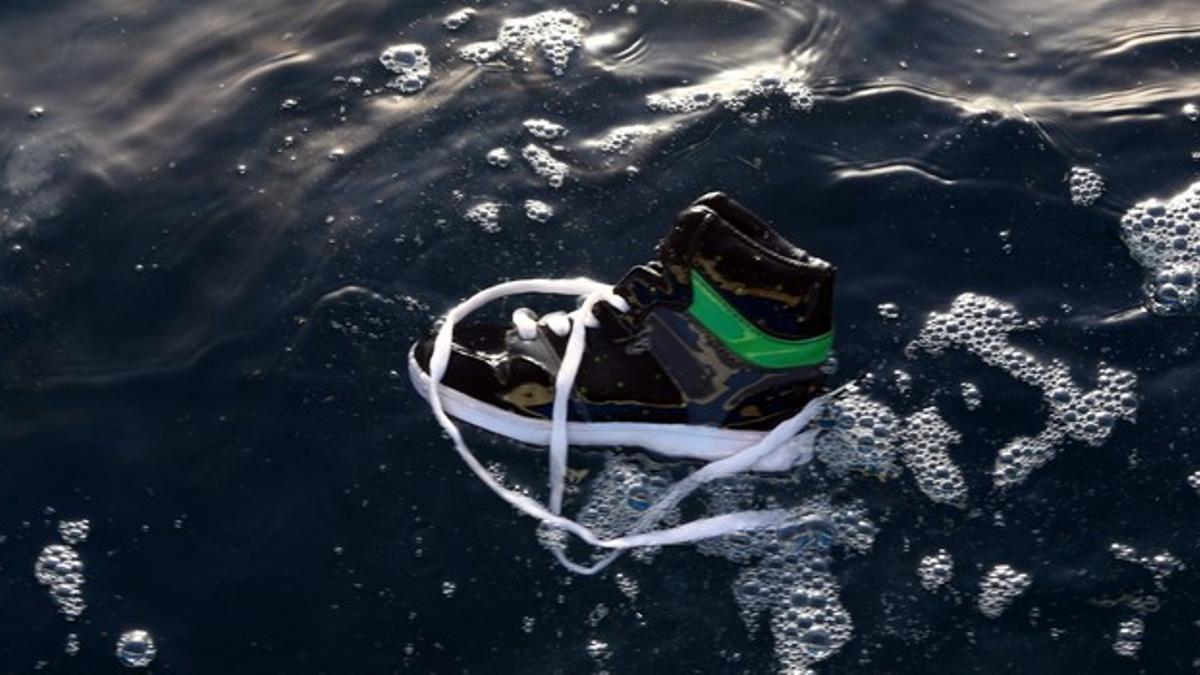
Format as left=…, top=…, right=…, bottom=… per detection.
left=115, top=629, right=157, bottom=668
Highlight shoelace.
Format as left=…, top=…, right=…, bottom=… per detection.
left=425, top=276, right=833, bottom=575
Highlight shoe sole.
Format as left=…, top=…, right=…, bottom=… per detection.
left=407, top=348, right=811, bottom=472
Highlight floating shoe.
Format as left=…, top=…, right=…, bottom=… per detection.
left=410, top=192, right=839, bottom=573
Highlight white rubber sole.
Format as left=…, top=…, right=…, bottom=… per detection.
left=407, top=348, right=812, bottom=472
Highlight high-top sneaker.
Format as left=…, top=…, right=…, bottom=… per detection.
left=409, top=192, right=835, bottom=473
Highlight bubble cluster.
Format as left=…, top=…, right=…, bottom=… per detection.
left=815, top=386, right=901, bottom=478
left=960, top=381, right=982, bottom=410
left=647, top=72, right=814, bottom=116
left=582, top=124, right=660, bottom=155
left=442, top=8, right=475, bottom=31
left=115, top=629, right=157, bottom=668
left=522, top=118, right=567, bottom=140
left=1119, top=182, right=1200, bottom=314
left=573, top=459, right=679, bottom=564
left=57, top=519, right=90, bottom=545
left=35, top=544, right=86, bottom=619
left=910, top=293, right=1138, bottom=488
left=464, top=201, right=502, bottom=233
left=485, top=147, right=512, bottom=168
left=721, top=502, right=874, bottom=673
left=459, top=10, right=586, bottom=76
left=1188, top=469, right=1200, bottom=493
left=977, top=564, right=1031, bottom=618
left=523, top=199, right=554, bottom=223
left=521, top=144, right=569, bottom=188
left=917, top=550, right=954, bottom=591
left=1185, top=102, right=1200, bottom=122
left=1110, top=542, right=1185, bottom=581
left=1067, top=167, right=1105, bottom=206
left=877, top=302, right=900, bottom=320
left=898, top=407, right=967, bottom=505
left=64, top=633, right=80, bottom=657
left=379, top=44, right=430, bottom=94
left=1112, top=616, right=1145, bottom=658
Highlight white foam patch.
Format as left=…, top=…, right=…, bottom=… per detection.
left=647, top=70, right=814, bottom=117
left=815, top=386, right=902, bottom=478
left=898, top=407, right=967, bottom=506
left=1112, top=616, right=1145, bottom=658
left=909, top=293, right=1138, bottom=488
left=1067, top=166, right=1105, bottom=206
left=35, top=544, right=86, bottom=619
left=1119, top=182, right=1200, bottom=314
left=521, top=144, right=569, bottom=188
left=442, top=8, right=475, bottom=31
left=523, top=118, right=568, bottom=141
left=485, top=147, right=512, bottom=168
left=1110, top=542, right=1185, bottom=581
left=523, top=199, right=554, bottom=223
left=379, top=44, right=431, bottom=93
left=917, top=550, right=954, bottom=591
left=581, top=124, right=665, bottom=155
left=459, top=10, right=587, bottom=76
left=464, top=201, right=502, bottom=233
left=977, top=563, right=1031, bottom=618
left=570, top=458, right=680, bottom=564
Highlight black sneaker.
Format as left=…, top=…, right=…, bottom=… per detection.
left=409, top=192, right=835, bottom=472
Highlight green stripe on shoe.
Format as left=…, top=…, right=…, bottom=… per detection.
left=687, top=270, right=833, bottom=369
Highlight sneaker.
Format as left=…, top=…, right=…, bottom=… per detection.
left=409, top=192, right=835, bottom=470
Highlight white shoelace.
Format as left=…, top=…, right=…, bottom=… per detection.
left=425, top=277, right=832, bottom=575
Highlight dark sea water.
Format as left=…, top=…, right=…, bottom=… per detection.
left=2, top=0, right=1200, bottom=672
